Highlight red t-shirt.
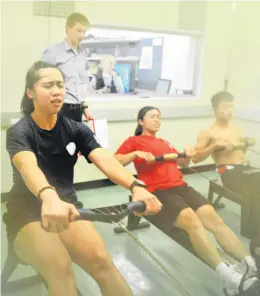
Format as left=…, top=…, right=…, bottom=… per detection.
left=115, top=135, right=186, bottom=192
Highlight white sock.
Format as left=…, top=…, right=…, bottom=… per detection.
left=244, top=255, right=257, bottom=272
left=215, top=262, right=235, bottom=280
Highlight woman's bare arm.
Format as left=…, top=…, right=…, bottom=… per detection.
left=89, top=148, right=136, bottom=189
left=12, top=151, right=59, bottom=200
left=114, top=152, right=137, bottom=166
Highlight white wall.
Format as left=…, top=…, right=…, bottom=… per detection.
left=1, top=2, right=66, bottom=113
left=227, top=2, right=260, bottom=107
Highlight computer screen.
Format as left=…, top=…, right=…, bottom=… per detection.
left=155, top=79, right=171, bottom=94
left=114, top=63, right=132, bottom=93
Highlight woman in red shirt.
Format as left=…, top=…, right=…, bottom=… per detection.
left=115, top=106, right=259, bottom=296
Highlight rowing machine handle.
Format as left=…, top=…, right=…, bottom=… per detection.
left=155, top=152, right=187, bottom=162
left=77, top=201, right=146, bottom=222
left=78, top=208, right=101, bottom=221
left=127, top=201, right=146, bottom=213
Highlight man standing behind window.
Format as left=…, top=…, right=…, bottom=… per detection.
left=42, top=12, right=92, bottom=122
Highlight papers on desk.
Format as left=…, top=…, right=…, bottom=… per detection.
left=139, top=46, right=153, bottom=70
left=87, top=119, right=109, bottom=149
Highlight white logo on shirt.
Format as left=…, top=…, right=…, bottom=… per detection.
left=66, top=142, right=76, bottom=156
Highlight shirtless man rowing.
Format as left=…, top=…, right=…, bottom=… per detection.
left=192, top=91, right=258, bottom=237
left=192, top=91, right=255, bottom=168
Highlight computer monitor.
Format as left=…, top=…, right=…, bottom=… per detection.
left=114, top=63, right=132, bottom=93
left=155, top=79, right=171, bottom=94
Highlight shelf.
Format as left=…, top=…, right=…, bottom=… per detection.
left=81, top=39, right=140, bottom=48
left=87, top=56, right=140, bottom=62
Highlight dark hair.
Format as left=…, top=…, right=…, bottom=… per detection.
left=134, top=106, right=160, bottom=136
left=211, top=91, right=234, bottom=109
left=66, top=12, right=90, bottom=28
left=21, top=61, right=64, bottom=116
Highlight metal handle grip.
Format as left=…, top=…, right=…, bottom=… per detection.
left=155, top=152, right=187, bottom=162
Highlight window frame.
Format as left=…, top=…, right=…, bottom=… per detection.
left=84, top=23, right=205, bottom=103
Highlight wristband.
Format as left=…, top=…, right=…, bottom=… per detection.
left=38, top=186, right=56, bottom=200
left=129, top=180, right=146, bottom=193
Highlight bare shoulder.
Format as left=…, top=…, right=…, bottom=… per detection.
left=193, top=127, right=212, bottom=148
left=198, top=126, right=214, bottom=139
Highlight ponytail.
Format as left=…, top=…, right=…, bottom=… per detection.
left=134, top=124, right=143, bottom=136
left=21, top=89, right=34, bottom=116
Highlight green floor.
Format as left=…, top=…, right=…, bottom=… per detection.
left=1, top=171, right=251, bottom=296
